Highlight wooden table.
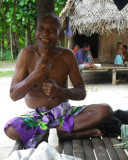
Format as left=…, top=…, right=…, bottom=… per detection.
left=81, top=67, right=128, bottom=85
left=11, top=137, right=128, bottom=160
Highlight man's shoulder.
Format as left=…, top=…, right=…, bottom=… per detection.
left=19, top=45, right=36, bottom=58
left=21, top=45, right=36, bottom=53
left=57, top=46, right=74, bottom=56
left=56, top=46, right=76, bottom=63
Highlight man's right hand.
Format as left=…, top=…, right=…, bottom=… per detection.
left=34, top=55, right=50, bottom=78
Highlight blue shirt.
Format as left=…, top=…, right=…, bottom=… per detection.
left=76, top=48, right=92, bottom=64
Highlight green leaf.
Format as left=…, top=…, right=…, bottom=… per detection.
left=22, top=17, right=25, bottom=22
left=12, top=25, right=17, bottom=32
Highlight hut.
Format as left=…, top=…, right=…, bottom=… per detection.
left=60, top=0, right=128, bottom=64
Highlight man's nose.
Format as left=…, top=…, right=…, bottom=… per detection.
left=43, top=29, right=49, bottom=35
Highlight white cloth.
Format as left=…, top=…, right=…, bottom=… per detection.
left=5, top=142, right=81, bottom=160
left=79, top=63, right=101, bottom=70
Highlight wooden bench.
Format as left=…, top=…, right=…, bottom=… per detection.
left=80, top=67, right=128, bottom=85
left=11, top=137, right=128, bottom=160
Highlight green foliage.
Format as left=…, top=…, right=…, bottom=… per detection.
left=3, top=50, right=13, bottom=60
left=0, top=0, right=37, bottom=60
left=0, top=0, right=67, bottom=61
left=0, top=50, right=12, bottom=61
left=55, top=0, right=67, bottom=15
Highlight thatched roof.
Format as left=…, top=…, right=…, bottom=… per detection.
left=60, top=0, right=128, bottom=36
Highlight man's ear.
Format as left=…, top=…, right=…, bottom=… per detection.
left=59, top=29, right=64, bottom=41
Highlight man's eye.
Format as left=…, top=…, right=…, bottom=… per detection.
left=50, top=28, right=57, bottom=32
left=38, top=26, right=44, bottom=30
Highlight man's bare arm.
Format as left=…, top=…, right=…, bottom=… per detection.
left=59, top=84, right=86, bottom=100
left=10, top=48, right=48, bottom=101
left=60, top=51, right=86, bottom=100
left=42, top=50, right=86, bottom=100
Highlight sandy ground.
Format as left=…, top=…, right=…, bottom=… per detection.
left=0, top=77, right=128, bottom=159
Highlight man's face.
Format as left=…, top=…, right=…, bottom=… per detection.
left=36, top=16, right=61, bottom=49
left=84, top=46, right=90, bottom=52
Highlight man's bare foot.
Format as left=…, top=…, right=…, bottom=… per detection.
left=57, top=126, right=103, bottom=139
left=89, top=129, right=103, bottom=137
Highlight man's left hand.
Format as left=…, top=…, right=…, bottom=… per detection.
left=42, top=80, right=61, bottom=98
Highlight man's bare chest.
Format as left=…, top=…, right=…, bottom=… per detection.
left=28, top=56, right=69, bottom=85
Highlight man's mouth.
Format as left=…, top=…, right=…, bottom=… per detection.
left=41, top=39, right=50, bottom=43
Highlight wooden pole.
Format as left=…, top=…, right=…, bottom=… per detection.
left=68, top=37, right=73, bottom=49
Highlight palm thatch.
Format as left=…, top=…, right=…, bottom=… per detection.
left=60, top=0, right=128, bottom=36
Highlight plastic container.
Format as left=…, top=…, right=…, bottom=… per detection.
left=48, top=128, right=59, bottom=152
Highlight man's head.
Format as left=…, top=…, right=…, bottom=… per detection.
left=36, top=13, right=63, bottom=49
left=83, top=42, right=90, bottom=52
left=123, top=45, right=127, bottom=53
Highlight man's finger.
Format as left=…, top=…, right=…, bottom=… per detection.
left=42, top=86, right=49, bottom=90
left=43, top=82, right=53, bottom=87
left=40, top=55, right=48, bottom=63
left=43, top=89, right=51, bottom=96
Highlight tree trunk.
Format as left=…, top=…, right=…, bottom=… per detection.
left=14, top=0, right=16, bottom=24
left=10, top=24, right=14, bottom=60
left=26, top=19, right=32, bottom=46
left=36, top=0, right=55, bottom=24
left=12, top=32, right=18, bottom=59
left=26, top=29, right=28, bottom=46
left=1, top=0, right=4, bottom=60
left=1, top=37, right=3, bottom=61
left=12, top=0, right=18, bottom=59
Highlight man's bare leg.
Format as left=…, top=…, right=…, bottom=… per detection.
left=5, top=125, right=21, bottom=141
left=57, top=103, right=113, bottom=139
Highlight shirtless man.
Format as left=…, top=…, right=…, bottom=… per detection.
left=4, top=13, right=113, bottom=148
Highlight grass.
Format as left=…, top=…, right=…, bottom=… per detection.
left=0, top=61, right=16, bottom=69
left=0, top=71, right=14, bottom=77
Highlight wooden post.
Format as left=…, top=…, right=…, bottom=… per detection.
left=112, top=69, right=116, bottom=85
left=64, top=35, right=68, bottom=48
left=68, top=37, right=73, bottom=49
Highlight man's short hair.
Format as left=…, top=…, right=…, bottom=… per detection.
left=83, top=41, right=90, bottom=48
left=37, top=12, right=62, bottom=28
left=123, top=45, right=127, bottom=50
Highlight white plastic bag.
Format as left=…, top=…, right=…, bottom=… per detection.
left=5, top=142, right=82, bottom=160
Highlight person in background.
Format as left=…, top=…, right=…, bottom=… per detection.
left=76, top=42, right=96, bottom=69
left=114, top=42, right=124, bottom=67
left=72, top=44, right=80, bottom=54
left=123, top=45, right=128, bottom=66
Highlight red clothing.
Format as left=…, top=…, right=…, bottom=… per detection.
left=72, top=49, right=77, bottom=54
